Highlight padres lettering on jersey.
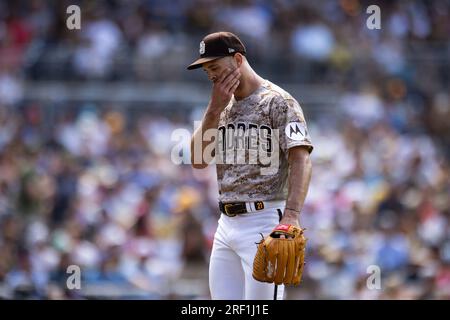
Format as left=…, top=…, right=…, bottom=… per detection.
left=216, top=123, right=272, bottom=165
left=216, top=80, right=313, bottom=202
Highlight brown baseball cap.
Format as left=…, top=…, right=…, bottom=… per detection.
left=187, top=31, right=246, bottom=70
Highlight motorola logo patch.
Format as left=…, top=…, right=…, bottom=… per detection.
left=285, top=122, right=307, bottom=141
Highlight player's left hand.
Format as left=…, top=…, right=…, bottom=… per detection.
left=280, top=208, right=300, bottom=227
left=279, top=208, right=300, bottom=238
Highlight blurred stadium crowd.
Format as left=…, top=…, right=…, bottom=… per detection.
left=0, top=0, right=449, bottom=299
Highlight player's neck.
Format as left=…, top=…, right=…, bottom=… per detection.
left=233, top=69, right=265, bottom=101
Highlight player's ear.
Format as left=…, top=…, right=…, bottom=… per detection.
left=234, top=53, right=243, bottom=68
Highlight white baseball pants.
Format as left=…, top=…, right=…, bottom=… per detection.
left=209, top=201, right=285, bottom=300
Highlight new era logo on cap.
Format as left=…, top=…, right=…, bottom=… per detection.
left=199, top=41, right=205, bottom=55
left=187, top=31, right=246, bottom=70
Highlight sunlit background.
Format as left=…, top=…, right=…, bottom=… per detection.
left=0, top=0, right=449, bottom=299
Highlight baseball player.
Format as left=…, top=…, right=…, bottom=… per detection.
left=187, top=32, right=313, bottom=300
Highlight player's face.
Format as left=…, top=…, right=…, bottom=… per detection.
left=202, top=57, right=237, bottom=83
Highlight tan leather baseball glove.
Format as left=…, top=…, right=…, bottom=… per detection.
left=252, top=224, right=307, bottom=285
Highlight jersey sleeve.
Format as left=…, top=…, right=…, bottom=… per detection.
left=271, top=96, right=314, bottom=156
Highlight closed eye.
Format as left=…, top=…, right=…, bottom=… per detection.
left=205, top=64, right=218, bottom=72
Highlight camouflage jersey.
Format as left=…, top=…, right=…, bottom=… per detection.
left=216, top=79, right=313, bottom=202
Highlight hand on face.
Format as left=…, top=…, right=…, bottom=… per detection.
left=208, top=67, right=241, bottom=112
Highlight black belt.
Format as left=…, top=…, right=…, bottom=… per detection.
left=219, top=201, right=265, bottom=217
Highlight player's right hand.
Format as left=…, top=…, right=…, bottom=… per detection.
left=209, top=68, right=240, bottom=113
